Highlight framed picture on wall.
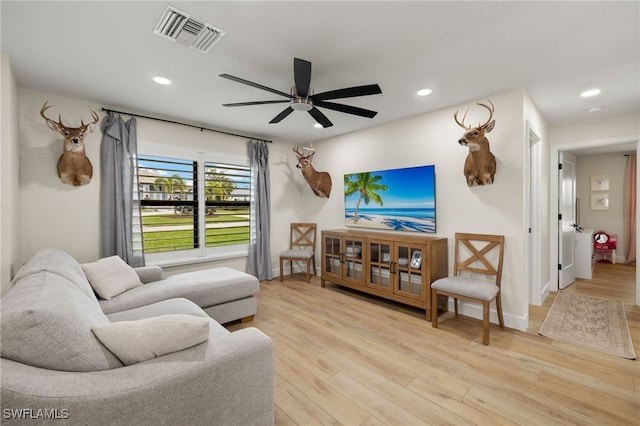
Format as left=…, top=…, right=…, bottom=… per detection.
left=590, top=193, right=609, bottom=210
left=590, top=174, right=610, bottom=191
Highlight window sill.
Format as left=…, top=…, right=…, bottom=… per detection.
left=146, top=249, right=248, bottom=268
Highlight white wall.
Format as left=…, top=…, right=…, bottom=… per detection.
left=550, top=112, right=640, bottom=146
left=29, top=86, right=634, bottom=329
left=19, top=88, right=104, bottom=264
left=274, top=89, right=531, bottom=329
left=16, top=88, right=282, bottom=276
left=1, top=54, right=21, bottom=296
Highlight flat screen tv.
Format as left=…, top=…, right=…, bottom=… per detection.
left=344, top=164, right=436, bottom=233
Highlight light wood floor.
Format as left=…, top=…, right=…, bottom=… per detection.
left=228, top=262, right=639, bottom=425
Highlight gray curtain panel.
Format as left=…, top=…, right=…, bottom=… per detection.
left=247, top=140, right=272, bottom=280
left=100, top=114, right=145, bottom=267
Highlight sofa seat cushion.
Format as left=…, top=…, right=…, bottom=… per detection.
left=106, top=298, right=231, bottom=339
left=107, top=298, right=208, bottom=321
left=1, top=271, right=123, bottom=372
left=99, top=267, right=259, bottom=315
left=92, top=314, right=210, bottom=365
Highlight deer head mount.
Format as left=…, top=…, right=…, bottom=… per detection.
left=454, top=99, right=496, bottom=187
left=293, top=143, right=332, bottom=198
left=40, top=101, right=99, bottom=186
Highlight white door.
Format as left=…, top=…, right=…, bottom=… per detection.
left=559, top=152, right=577, bottom=289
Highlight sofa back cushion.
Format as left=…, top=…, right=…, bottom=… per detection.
left=11, top=248, right=99, bottom=303
left=1, top=253, right=123, bottom=371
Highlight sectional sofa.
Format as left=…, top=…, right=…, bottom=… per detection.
left=0, top=248, right=273, bottom=425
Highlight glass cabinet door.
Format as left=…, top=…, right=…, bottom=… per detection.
left=323, top=235, right=342, bottom=277
left=395, top=244, right=424, bottom=299
left=343, top=238, right=364, bottom=283
left=368, top=240, right=392, bottom=292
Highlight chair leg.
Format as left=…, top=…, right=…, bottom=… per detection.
left=496, top=295, right=505, bottom=328
left=431, top=289, right=438, bottom=326
left=306, top=260, right=310, bottom=283
left=279, top=258, right=284, bottom=282
left=482, top=301, right=490, bottom=345
left=312, top=256, right=317, bottom=276
left=454, top=297, right=459, bottom=316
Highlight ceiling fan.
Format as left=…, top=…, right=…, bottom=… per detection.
left=219, top=58, right=382, bottom=128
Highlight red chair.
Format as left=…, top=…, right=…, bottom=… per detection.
left=593, top=231, right=617, bottom=264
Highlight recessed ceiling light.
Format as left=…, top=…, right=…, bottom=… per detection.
left=153, top=76, right=172, bottom=85
left=580, top=88, right=601, bottom=98
left=587, top=107, right=602, bottom=113
left=417, top=88, right=433, bottom=96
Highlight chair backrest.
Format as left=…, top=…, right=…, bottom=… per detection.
left=454, top=233, right=505, bottom=288
left=290, top=223, right=317, bottom=251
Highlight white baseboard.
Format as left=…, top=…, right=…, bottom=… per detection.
left=274, top=266, right=529, bottom=331
left=443, top=299, right=528, bottom=331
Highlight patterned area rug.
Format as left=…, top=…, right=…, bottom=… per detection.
left=539, top=292, right=636, bottom=360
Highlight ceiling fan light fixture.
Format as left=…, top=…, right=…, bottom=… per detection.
left=291, top=98, right=313, bottom=112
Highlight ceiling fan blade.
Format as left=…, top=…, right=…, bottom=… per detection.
left=223, top=100, right=291, bottom=107
left=314, top=100, right=378, bottom=118
left=312, top=84, right=382, bottom=101
left=220, top=74, right=293, bottom=99
left=294, top=58, right=312, bottom=97
left=308, top=107, right=333, bottom=128
left=269, top=107, right=294, bottom=124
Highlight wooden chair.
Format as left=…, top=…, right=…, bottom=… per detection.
left=431, top=233, right=505, bottom=345
left=279, top=223, right=317, bottom=283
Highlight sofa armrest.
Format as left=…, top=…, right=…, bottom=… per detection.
left=1, top=328, right=273, bottom=426
left=133, top=265, right=163, bottom=283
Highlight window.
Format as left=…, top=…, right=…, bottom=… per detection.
left=139, top=155, right=198, bottom=253
left=203, top=162, right=250, bottom=247
left=138, top=148, right=250, bottom=263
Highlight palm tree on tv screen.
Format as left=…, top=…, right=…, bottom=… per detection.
left=344, top=172, right=388, bottom=223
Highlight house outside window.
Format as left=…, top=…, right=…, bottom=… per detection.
left=137, top=144, right=250, bottom=264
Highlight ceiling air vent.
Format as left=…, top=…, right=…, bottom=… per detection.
left=154, top=6, right=225, bottom=53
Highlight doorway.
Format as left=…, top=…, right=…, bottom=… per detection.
left=558, top=152, right=577, bottom=289
left=549, top=136, right=639, bottom=304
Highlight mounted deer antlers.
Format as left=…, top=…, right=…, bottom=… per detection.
left=454, top=100, right=497, bottom=186
left=293, top=143, right=332, bottom=198
left=40, top=101, right=99, bottom=186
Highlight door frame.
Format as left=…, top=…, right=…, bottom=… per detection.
left=526, top=124, right=543, bottom=305
left=549, top=135, right=639, bottom=302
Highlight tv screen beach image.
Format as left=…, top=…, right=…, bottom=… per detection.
left=344, top=165, right=436, bottom=233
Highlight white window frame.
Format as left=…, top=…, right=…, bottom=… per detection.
left=138, top=142, right=250, bottom=266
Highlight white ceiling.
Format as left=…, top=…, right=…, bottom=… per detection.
left=2, top=1, right=639, bottom=143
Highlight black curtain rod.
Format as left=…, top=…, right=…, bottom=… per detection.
left=101, top=107, right=272, bottom=143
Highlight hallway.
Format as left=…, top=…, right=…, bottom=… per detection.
left=529, top=261, right=638, bottom=351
